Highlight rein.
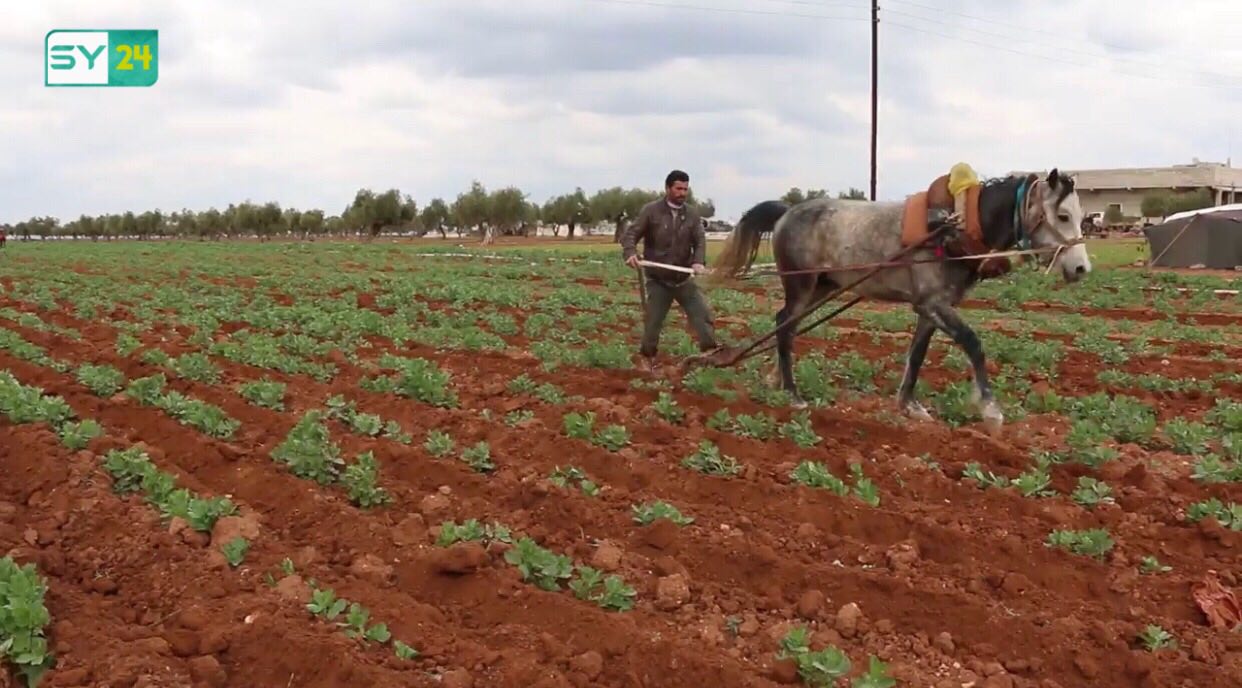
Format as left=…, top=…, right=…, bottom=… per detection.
left=1014, top=178, right=1033, bottom=250
left=726, top=243, right=1077, bottom=279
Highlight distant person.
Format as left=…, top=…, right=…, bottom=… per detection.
left=621, top=169, right=720, bottom=373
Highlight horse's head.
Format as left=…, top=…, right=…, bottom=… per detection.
left=1025, top=168, right=1092, bottom=283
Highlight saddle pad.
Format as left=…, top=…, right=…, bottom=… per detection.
left=927, top=175, right=953, bottom=209
left=901, top=191, right=930, bottom=248
left=902, top=185, right=986, bottom=252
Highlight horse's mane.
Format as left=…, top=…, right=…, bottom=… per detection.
left=980, top=174, right=1028, bottom=191
left=983, top=171, right=1076, bottom=206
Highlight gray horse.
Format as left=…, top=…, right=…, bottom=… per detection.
left=712, top=170, right=1091, bottom=431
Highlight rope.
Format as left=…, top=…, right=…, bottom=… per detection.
left=730, top=242, right=1079, bottom=279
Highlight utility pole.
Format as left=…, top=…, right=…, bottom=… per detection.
left=869, top=0, right=879, bottom=201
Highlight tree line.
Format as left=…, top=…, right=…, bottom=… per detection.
left=0, top=181, right=866, bottom=242
left=1138, top=188, right=1214, bottom=221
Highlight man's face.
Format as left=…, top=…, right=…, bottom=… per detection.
left=666, top=180, right=689, bottom=205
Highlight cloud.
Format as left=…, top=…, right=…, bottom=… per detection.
left=3, top=0, right=1242, bottom=223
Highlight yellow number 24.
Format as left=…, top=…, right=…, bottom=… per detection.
left=115, top=44, right=152, bottom=71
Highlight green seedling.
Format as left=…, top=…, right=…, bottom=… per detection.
left=503, top=538, right=573, bottom=591
left=682, top=441, right=741, bottom=477
left=1046, top=529, right=1114, bottom=559
left=1139, top=556, right=1171, bottom=575
left=221, top=537, right=249, bottom=568
left=461, top=441, right=495, bottom=473
left=424, top=430, right=454, bottom=457
left=791, top=462, right=847, bottom=496
left=1138, top=625, right=1176, bottom=652
left=631, top=501, right=693, bottom=527
left=394, top=640, right=419, bottom=660
left=1071, top=477, right=1115, bottom=509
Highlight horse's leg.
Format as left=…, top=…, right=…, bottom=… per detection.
left=896, top=311, right=936, bottom=420
left=775, top=276, right=831, bottom=407
left=766, top=305, right=789, bottom=389
left=774, top=303, right=803, bottom=406
left=927, top=303, right=1002, bottom=432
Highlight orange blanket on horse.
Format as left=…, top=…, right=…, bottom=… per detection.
left=901, top=170, right=984, bottom=251
left=900, top=164, right=1011, bottom=278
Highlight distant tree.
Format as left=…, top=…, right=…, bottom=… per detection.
left=686, top=189, right=715, bottom=219
left=325, top=215, right=345, bottom=236
left=591, top=187, right=661, bottom=242
left=1104, top=205, right=1124, bottom=224
left=1141, top=193, right=1169, bottom=219
left=104, top=214, right=122, bottom=240
left=173, top=209, right=197, bottom=238
left=838, top=187, right=867, bottom=200
left=781, top=187, right=828, bottom=205
left=343, top=190, right=372, bottom=236
left=257, top=202, right=283, bottom=240
left=136, top=210, right=163, bottom=239
left=301, top=209, right=325, bottom=240
left=197, top=208, right=224, bottom=240
left=542, top=188, right=592, bottom=239
left=120, top=212, right=138, bottom=239
left=343, top=188, right=415, bottom=239
left=371, top=191, right=400, bottom=238
left=1166, top=188, right=1214, bottom=215
left=283, top=208, right=303, bottom=238
left=486, top=186, right=529, bottom=243
left=419, top=198, right=450, bottom=238
left=452, top=181, right=490, bottom=240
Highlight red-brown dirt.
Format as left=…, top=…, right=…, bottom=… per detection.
left=2, top=264, right=1242, bottom=688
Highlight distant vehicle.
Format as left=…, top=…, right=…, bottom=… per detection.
left=1082, top=212, right=1105, bottom=235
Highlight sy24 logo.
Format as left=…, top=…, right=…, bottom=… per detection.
left=45, top=29, right=158, bottom=87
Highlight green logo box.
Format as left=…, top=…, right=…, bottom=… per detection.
left=45, top=29, right=158, bottom=87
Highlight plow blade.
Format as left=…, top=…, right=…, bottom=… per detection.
left=679, top=345, right=748, bottom=371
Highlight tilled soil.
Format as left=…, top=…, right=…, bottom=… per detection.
left=2, top=270, right=1242, bottom=688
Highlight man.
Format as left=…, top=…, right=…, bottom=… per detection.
left=621, top=169, right=720, bottom=373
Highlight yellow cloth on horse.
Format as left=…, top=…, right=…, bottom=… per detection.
left=947, top=162, right=979, bottom=197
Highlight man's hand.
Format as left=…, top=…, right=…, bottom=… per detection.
left=626, top=255, right=640, bottom=269
left=691, top=263, right=707, bottom=275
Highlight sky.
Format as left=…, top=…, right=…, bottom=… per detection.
left=3, top=0, right=1242, bottom=224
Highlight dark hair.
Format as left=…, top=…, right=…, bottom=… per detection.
left=665, top=169, right=689, bottom=188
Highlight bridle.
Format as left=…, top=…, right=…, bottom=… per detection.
left=1013, top=176, right=1083, bottom=261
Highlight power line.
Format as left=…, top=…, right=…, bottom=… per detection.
left=878, top=4, right=1242, bottom=86
left=600, top=0, right=1242, bottom=89
left=884, top=0, right=1214, bottom=63
left=763, top=0, right=1242, bottom=85
left=884, top=20, right=1242, bottom=92
left=751, top=0, right=869, bottom=8
left=581, top=0, right=868, bottom=21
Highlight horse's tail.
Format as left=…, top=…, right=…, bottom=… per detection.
left=712, top=200, right=788, bottom=281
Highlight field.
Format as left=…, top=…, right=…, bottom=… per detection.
left=1, top=238, right=1240, bottom=688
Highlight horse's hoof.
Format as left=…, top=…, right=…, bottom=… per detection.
left=789, top=397, right=808, bottom=410
left=979, top=400, right=1004, bottom=436
left=902, top=401, right=933, bottom=422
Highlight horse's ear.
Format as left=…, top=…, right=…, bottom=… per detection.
left=1047, top=168, right=1059, bottom=188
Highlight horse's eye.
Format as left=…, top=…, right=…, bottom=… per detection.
left=1057, top=214, right=1070, bottom=222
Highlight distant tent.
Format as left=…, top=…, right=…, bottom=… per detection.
left=1142, top=209, right=1242, bottom=269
